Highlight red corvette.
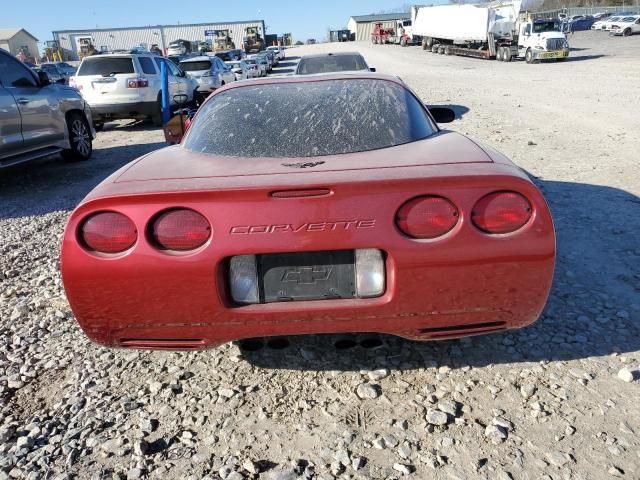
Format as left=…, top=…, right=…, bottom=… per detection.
left=60, top=73, right=555, bottom=350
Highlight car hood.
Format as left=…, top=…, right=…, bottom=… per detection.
left=114, top=131, right=493, bottom=184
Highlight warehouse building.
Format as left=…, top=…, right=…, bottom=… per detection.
left=0, top=28, right=39, bottom=60
left=347, top=13, right=411, bottom=42
left=52, top=20, right=265, bottom=60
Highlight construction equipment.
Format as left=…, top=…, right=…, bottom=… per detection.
left=212, top=30, right=235, bottom=52
left=243, top=26, right=264, bottom=53
left=78, top=38, right=98, bottom=58
left=44, top=40, right=64, bottom=62
left=371, top=23, right=395, bottom=44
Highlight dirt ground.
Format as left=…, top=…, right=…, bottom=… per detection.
left=0, top=31, right=639, bottom=480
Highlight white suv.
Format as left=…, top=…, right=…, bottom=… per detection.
left=71, top=54, right=197, bottom=128
left=179, top=56, right=236, bottom=103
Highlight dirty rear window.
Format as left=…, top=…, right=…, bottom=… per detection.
left=77, top=58, right=134, bottom=76
left=184, top=79, right=436, bottom=158
left=180, top=60, right=212, bottom=72
left=296, top=55, right=369, bottom=75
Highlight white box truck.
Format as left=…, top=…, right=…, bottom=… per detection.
left=412, top=0, right=570, bottom=63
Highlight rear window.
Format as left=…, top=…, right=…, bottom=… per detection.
left=78, top=57, right=134, bottom=76
left=184, top=79, right=436, bottom=158
left=180, top=60, right=212, bottom=71
left=296, top=55, right=368, bottom=75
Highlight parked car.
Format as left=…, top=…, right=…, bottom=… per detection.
left=60, top=73, right=555, bottom=350
left=180, top=55, right=236, bottom=102
left=44, top=61, right=77, bottom=76
left=262, top=49, right=278, bottom=66
left=593, top=12, right=612, bottom=20
left=71, top=53, right=197, bottom=128
left=253, top=53, right=273, bottom=73
left=568, top=15, right=595, bottom=31
left=226, top=60, right=258, bottom=80
left=245, top=57, right=267, bottom=77
left=214, top=49, right=246, bottom=61
left=295, top=52, right=375, bottom=75
left=610, top=15, right=640, bottom=36
left=0, top=49, right=94, bottom=168
left=266, top=45, right=285, bottom=61
left=38, top=63, right=68, bottom=84
left=592, top=16, right=627, bottom=30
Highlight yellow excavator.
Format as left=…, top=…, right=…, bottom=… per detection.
left=44, top=40, right=64, bottom=62
left=243, top=26, right=264, bottom=53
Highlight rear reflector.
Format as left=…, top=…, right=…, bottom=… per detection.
left=151, top=209, right=211, bottom=251
left=396, top=196, right=459, bottom=239
left=472, top=191, right=532, bottom=234
left=230, top=255, right=259, bottom=304
left=80, top=212, right=137, bottom=254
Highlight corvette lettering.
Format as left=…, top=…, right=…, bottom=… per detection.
left=230, top=220, right=376, bottom=234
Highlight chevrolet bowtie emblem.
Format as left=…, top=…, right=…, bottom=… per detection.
left=281, top=266, right=333, bottom=285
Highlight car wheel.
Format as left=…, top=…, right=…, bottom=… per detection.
left=623, top=28, right=631, bottom=37
left=525, top=48, right=534, bottom=64
left=62, top=113, right=92, bottom=162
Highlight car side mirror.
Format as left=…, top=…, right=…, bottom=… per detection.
left=37, top=71, right=51, bottom=86
left=370, top=67, right=376, bottom=72
left=428, top=107, right=456, bottom=123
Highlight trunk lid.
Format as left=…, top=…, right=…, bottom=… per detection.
left=115, top=131, right=492, bottom=184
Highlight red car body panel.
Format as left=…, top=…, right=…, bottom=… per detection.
left=60, top=73, right=555, bottom=350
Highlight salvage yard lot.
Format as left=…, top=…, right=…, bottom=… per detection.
left=1, top=31, right=639, bottom=479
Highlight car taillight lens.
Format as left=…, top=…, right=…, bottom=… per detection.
left=396, top=196, right=459, bottom=239
left=127, top=77, right=148, bottom=88
left=472, top=191, right=532, bottom=234
left=151, top=209, right=211, bottom=251
left=80, top=212, right=137, bottom=253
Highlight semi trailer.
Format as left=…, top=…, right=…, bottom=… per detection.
left=412, top=0, right=570, bottom=63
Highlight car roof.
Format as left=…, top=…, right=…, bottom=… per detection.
left=299, top=52, right=365, bottom=59
left=179, top=55, right=215, bottom=63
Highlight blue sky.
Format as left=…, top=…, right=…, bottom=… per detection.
left=4, top=0, right=411, bottom=48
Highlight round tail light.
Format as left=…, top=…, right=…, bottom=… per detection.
left=151, top=209, right=211, bottom=251
left=396, top=196, right=459, bottom=239
left=80, top=212, right=137, bottom=254
left=472, top=191, right=532, bottom=234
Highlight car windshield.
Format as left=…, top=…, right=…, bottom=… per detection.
left=184, top=79, right=436, bottom=158
left=296, top=55, right=369, bottom=75
left=77, top=57, right=134, bottom=76
left=180, top=60, right=212, bottom=71
left=532, top=21, right=560, bottom=33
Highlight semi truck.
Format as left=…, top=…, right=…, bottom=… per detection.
left=412, top=0, right=570, bottom=63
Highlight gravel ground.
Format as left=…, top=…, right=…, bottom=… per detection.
left=1, top=31, right=639, bottom=480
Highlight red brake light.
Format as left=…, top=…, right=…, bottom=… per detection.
left=151, top=209, right=211, bottom=251
left=80, top=212, right=137, bottom=253
left=127, top=77, right=148, bottom=88
left=396, top=196, right=459, bottom=239
left=472, top=191, right=532, bottom=234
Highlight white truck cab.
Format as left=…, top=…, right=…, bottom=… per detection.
left=514, top=19, right=569, bottom=63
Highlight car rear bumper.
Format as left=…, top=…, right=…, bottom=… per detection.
left=90, top=101, right=157, bottom=121
left=61, top=173, right=556, bottom=350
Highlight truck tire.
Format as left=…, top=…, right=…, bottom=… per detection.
left=444, top=45, right=452, bottom=55
left=503, top=47, right=512, bottom=62
left=426, top=37, right=434, bottom=48
left=438, top=45, right=445, bottom=54
left=421, top=38, right=428, bottom=50
left=525, top=48, right=534, bottom=64
left=431, top=45, right=439, bottom=53
left=400, top=37, right=408, bottom=47
left=496, top=47, right=504, bottom=61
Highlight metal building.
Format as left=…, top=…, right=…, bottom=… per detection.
left=52, top=20, right=265, bottom=60
left=347, top=13, right=410, bottom=42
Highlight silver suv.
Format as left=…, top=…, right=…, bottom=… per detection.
left=72, top=53, right=197, bottom=128
left=0, top=49, right=94, bottom=168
